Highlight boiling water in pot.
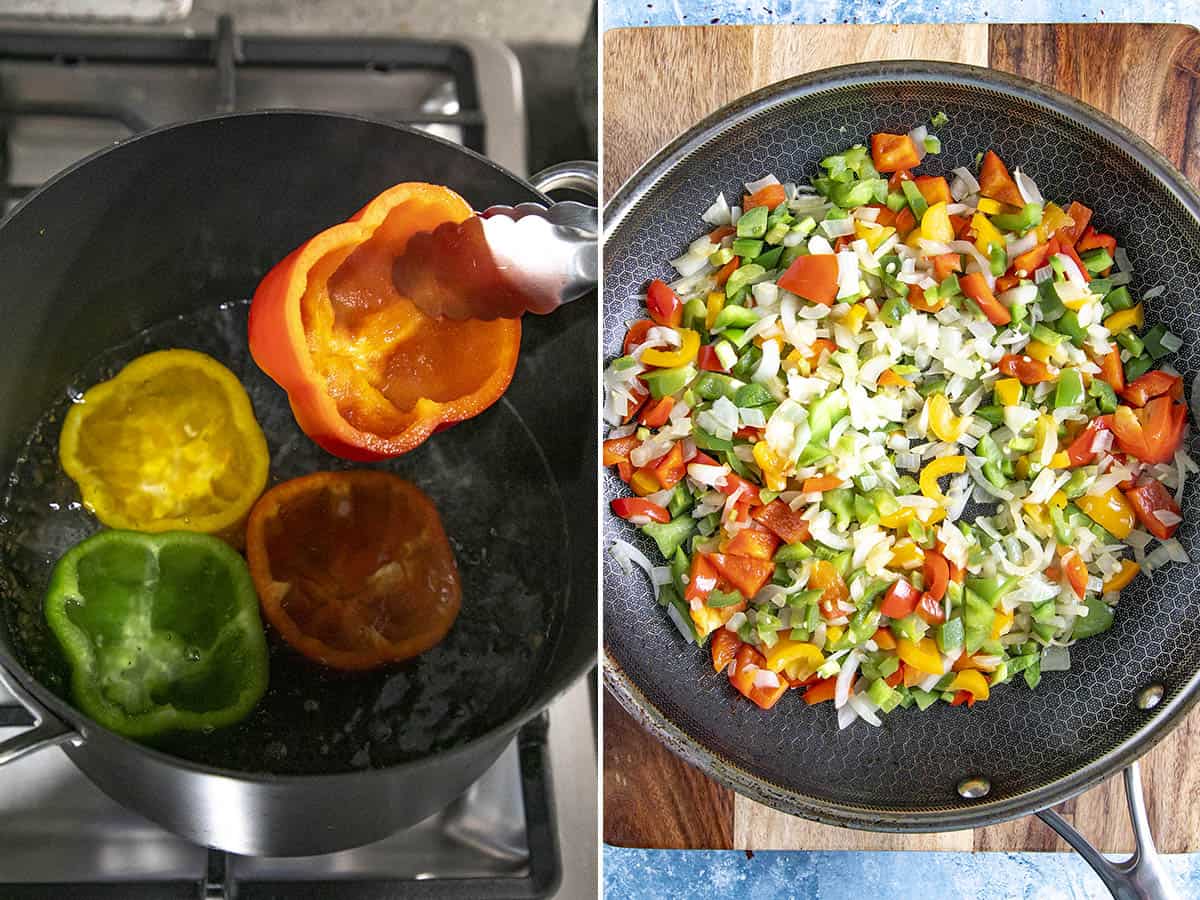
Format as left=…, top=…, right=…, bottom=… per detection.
left=0, top=301, right=567, bottom=774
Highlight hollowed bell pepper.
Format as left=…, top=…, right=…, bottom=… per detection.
left=44, top=529, right=269, bottom=740
left=59, top=349, right=269, bottom=544
left=249, top=183, right=520, bottom=461
left=245, top=470, right=461, bottom=671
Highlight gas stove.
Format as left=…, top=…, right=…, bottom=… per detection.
left=0, top=16, right=595, bottom=899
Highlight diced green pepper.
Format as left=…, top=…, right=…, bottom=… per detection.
left=642, top=516, right=697, bottom=559
left=734, top=382, right=773, bottom=407
left=753, top=246, right=784, bottom=270
left=731, top=344, right=763, bottom=381
left=1142, top=324, right=1173, bottom=360
left=901, top=180, right=928, bottom=220
left=1104, top=285, right=1134, bottom=311
left=936, top=617, right=965, bottom=653
left=706, top=587, right=744, bottom=608
left=668, top=484, right=693, bottom=518
left=1056, top=309, right=1086, bottom=347
left=1089, top=378, right=1119, bottom=414
left=1125, top=354, right=1154, bottom=382
left=724, top=263, right=766, bottom=299
left=1072, top=597, right=1114, bottom=639
left=694, top=372, right=742, bottom=401
left=1116, top=330, right=1144, bottom=357
left=867, top=677, right=902, bottom=713
left=736, top=204, right=769, bottom=239
left=642, top=364, right=696, bottom=399
left=991, top=203, right=1043, bottom=234
left=1081, top=247, right=1113, bottom=273
left=775, top=542, right=813, bottom=564
left=732, top=237, right=763, bottom=259
left=1054, top=368, right=1085, bottom=408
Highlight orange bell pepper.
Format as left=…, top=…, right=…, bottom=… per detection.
left=977, top=150, right=1024, bottom=207
left=729, top=644, right=789, bottom=709
left=744, top=183, right=787, bottom=211
left=249, top=183, right=520, bottom=461
left=870, top=133, right=921, bottom=173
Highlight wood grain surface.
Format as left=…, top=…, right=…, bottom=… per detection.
left=602, top=22, right=1200, bottom=853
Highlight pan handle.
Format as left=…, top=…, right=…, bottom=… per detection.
left=1036, top=763, right=1179, bottom=900
left=528, top=161, right=598, bottom=200
left=0, top=666, right=75, bottom=766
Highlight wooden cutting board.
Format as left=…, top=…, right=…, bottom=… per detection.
left=603, top=23, right=1200, bottom=853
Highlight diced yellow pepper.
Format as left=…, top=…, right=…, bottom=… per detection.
left=705, top=292, right=725, bottom=331
left=920, top=454, right=966, bottom=503
left=889, top=539, right=925, bottom=570
left=898, top=637, right=943, bottom=675
left=1034, top=414, right=1058, bottom=463
left=920, top=201, right=954, bottom=242
left=1103, top=559, right=1141, bottom=593
left=1049, top=490, right=1068, bottom=508
left=753, top=441, right=788, bottom=492
left=995, top=378, right=1022, bottom=407
left=1022, top=502, right=1048, bottom=529
left=991, top=609, right=1015, bottom=640
left=928, top=393, right=966, bottom=442
left=825, top=625, right=845, bottom=645
left=972, top=213, right=1004, bottom=254
left=691, top=603, right=739, bottom=639
left=1014, top=455, right=1030, bottom=480
left=854, top=220, right=896, bottom=252
left=1025, top=340, right=1053, bottom=363
left=844, top=303, right=868, bottom=334
left=765, top=639, right=825, bottom=676
left=948, top=669, right=990, bottom=701
left=879, top=506, right=947, bottom=529
left=976, top=197, right=1003, bottom=215
left=1049, top=452, right=1070, bottom=470
left=641, top=328, right=701, bottom=368
left=1104, top=304, right=1144, bottom=335
left=630, top=468, right=660, bottom=497
left=1075, top=488, right=1136, bottom=540
left=1036, top=202, right=1072, bottom=243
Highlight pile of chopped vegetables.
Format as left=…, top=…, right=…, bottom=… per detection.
left=604, top=118, right=1194, bottom=728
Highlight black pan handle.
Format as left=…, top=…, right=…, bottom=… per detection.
left=1036, top=763, right=1179, bottom=900
left=0, top=666, right=76, bottom=766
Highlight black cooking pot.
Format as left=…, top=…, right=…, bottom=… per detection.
left=0, top=111, right=596, bottom=856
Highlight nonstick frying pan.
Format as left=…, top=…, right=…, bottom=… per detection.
left=603, top=62, right=1200, bottom=898
left=0, top=111, right=597, bottom=856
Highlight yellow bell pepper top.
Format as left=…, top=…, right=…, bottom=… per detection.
left=949, top=669, right=990, bottom=701
left=705, top=292, right=725, bottom=330
left=1104, top=304, right=1144, bottom=335
left=765, top=639, right=825, bottom=676
left=1075, top=488, right=1136, bottom=540
left=972, top=213, right=1004, bottom=254
left=991, top=609, right=1015, bottom=640
left=920, top=201, right=955, bottom=242
left=898, top=637, right=943, bottom=675
left=58, top=348, right=269, bottom=543
left=888, top=539, right=925, bottom=570
left=844, top=303, right=868, bottom=334
left=753, top=441, right=789, bottom=492
left=853, top=220, right=896, bottom=252
left=920, top=454, right=966, bottom=503
left=641, top=328, right=700, bottom=368
left=928, top=393, right=966, bottom=442
left=976, top=197, right=1003, bottom=215
left=1103, top=559, right=1141, bottom=593
left=995, top=377, right=1022, bottom=407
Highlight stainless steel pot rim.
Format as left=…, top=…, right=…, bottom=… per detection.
left=602, top=59, right=1200, bottom=832
left=0, top=108, right=592, bottom=785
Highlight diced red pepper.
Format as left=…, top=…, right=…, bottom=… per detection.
left=894, top=207, right=917, bottom=237
left=880, top=577, right=921, bottom=619
left=724, top=527, right=780, bottom=561
left=622, top=319, right=656, bottom=355
left=708, top=553, right=775, bottom=599
left=885, top=667, right=904, bottom=688
left=950, top=690, right=976, bottom=708
left=1094, top=344, right=1125, bottom=393
left=610, top=497, right=670, bottom=524
left=977, top=150, right=1024, bottom=207
left=866, top=203, right=898, bottom=228
left=718, top=472, right=765, bottom=504
left=711, top=629, right=741, bottom=673
left=922, top=550, right=950, bottom=603
left=1057, top=241, right=1091, bottom=283
left=1061, top=201, right=1093, bottom=245
left=751, top=499, right=812, bottom=544
left=913, top=175, right=952, bottom=207
left=684, top=553, right=719, bottom=605
left=708, top=224, right=735, bottom=243
left=602, top=435, right=639, bottom=466
left=931, top=252, right=963, bottom=282
left=639, top=395, right=675, bottom=428
left=646, top=279, right=683, bottom=327
left=1121, top=371, right=1184, bottom=408
left=950, top=214, right=973, bottom=240
left=697, top=344, right=728, bottom=372
left=744, top=183, right=787, bottom=211
left=803, top=675, right=847, bottom=706
left=916, top=592, right=946, bottom=625
left=1010, top=241, right=1050, bottom=278
left=1076, top=226, right=1117, bottom=257
left=1125, top=479, right=1182, bottom=540
left=729, top=645, right=789, bottom=710
left=1059, top=547, right=1088, bottom=599
left=653, top=441, right=687, bottom=489
left=888, top=169, right=913, bottom=192
left=870, top=133, right=921, bottom=173
left=715, top=256, right=740, bottom=287
left=1111, top=398, right=1188, bottom=465
left=999, top=353, right=1056, bottom=384
left=960, top=272, right=1011, bottom=326
left=1066, top=415, right=1113, bottom=467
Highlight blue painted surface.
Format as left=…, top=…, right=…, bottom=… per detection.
left=603, top=847, right=1200, bottom=898
left=603, top=0, right=1196, bottom=28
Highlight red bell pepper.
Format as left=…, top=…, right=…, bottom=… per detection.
left=888, top=169, right=913, bottom=192
left=870, top=133, right=922, bottom=173
left=1120, top=371, right=1183, bottom=408
left=999, top=353, right=1056, bottom=384
left=1010, top=242, right=1050, bottom=278
left=977, top=150, right=1024, bottom=207
left=1094, top=344, right=1125, bottom=393
left=932, top=252, right=963, bottom=282
left=249, top=182, right=520, bottom=461
left=751, top=499, right=811, bottom=544
left=639, top=396, right=675, bottom=428
left=684, top=554, right=719, bottom=605
left=653, top=442, right=687, bottom=488
left=777, top=254, right=839, bottom=306
left=729, top=645, right=789, bottom=710
left=894, top=207, right=917, bottom=237
left=916, top=592, right=946, bottom=625
left=1124, top=479, right=1182, bottom=540
left=610, top=497, right=670, bottom=524
left=623, top=319, right=655, bottom=355
left=913, top=175, right=952, bottom=206
left=880, top=577, right=921, bottom=619
left=715, top=257, right=740, bottom=287
left=1059, top=547, right=1088, bottom=598
left=1060, top=201, right=1093, bottom=245
left=646, top=279, right=683, bottom=327
left=711, top=629, right=741, bottom=673
left=1066, top=416, right=1113, bottom=467
left=1111, top=398, right=1188, bottom=465
left=602, top=435, right=639, bottom=466
left=725, top=527, right=780, bottom=560
left=697, top=344, right=728, bottom=372
left=922, top=550, right=950, bottom=602
left=744, top=183, right=787, bottom=211
left=708, top=553, right=775, bottom=599
left=959, top=272, right=1011, bottom=326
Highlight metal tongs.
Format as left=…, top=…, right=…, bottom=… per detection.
left=392, top=198, right=597, bottom=321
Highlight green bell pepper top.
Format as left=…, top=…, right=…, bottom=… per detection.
left=44, top=529, right=269, bottom=740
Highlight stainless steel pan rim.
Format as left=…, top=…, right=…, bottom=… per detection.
left=0, top=108, right=596, bottom=787
left=602, top=59, right=1200, bottom=835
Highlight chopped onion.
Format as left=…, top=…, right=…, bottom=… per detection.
left=847, top=692, right=882, bottom=727
left=1013, top=167, right=1044, bottom=206
left=950, top=167, right=980, bottom=201
left=837, top=701, right=859, bottom=730
left=908, top=125, right=928, bottom=162
left=670, top=250, right=711, bottom=278
left=609, top=539, right=656, bottom=582
left=687, top=463, right=730, bottom=488
left=836, top=249, right=861, bottom=299
left=702, top=192, right=731, bottom=226
left=753, top=339, right=781, bottom=383
left=835, top=650, right=862, bottom=708
left=665, top=603, right=696, bottom=644
left=744, top=174, right=781, bottom=195
left=808, top=234, right=835, bottom=256
left=821, top=217, right=856, bottom=239
left=1041, top=645, right=1071, bottom=672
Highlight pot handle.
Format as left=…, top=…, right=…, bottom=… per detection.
left=528, top=160, right=598, bottom=199
left=0, top=666, right=75, bottom=766
left=1036, top=763, right=1179, bottom=900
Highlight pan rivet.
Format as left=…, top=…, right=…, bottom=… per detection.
left=957, top=776, right=990, bottom=799
left=1136, top=684, right=1164, bottom=710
